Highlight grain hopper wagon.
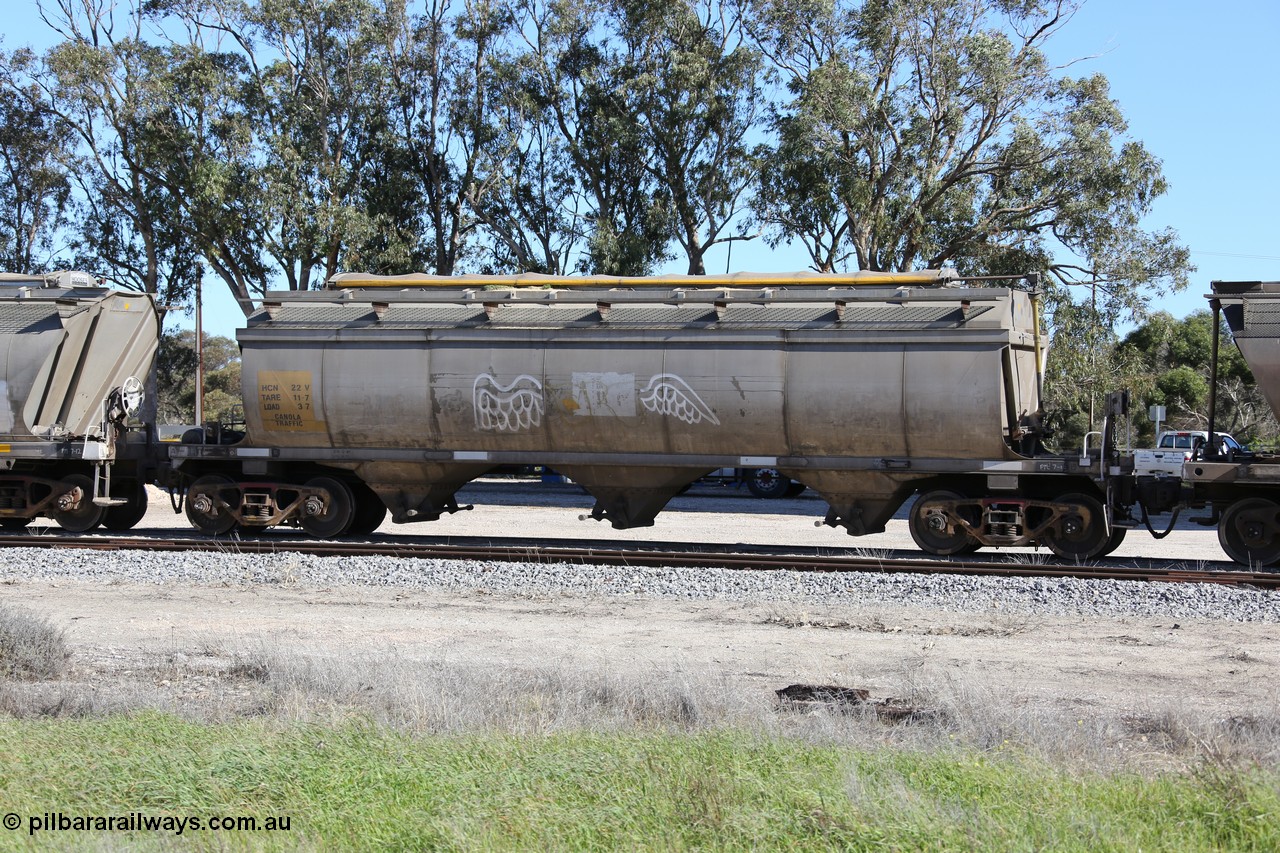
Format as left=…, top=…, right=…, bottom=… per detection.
left=170, top=270, right=1137, bottom=558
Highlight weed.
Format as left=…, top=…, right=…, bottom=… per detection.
left=0, top=603, right=68, bottom=680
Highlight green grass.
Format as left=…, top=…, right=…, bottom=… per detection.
left=0, top=713, right=1276, bottom=851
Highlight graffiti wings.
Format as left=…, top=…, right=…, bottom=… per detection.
left=474, top=374, right=544, bottom=432
left=474, top=372, right=719, bottom=430
left=638, top=374, right=720, bottom=426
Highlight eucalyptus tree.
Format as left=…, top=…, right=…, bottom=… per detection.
left=512, top=0, right=673, bottom=275
left=1116, top=311, right=1278, bottom=445
left=187, top=0, right=407, bottom=296
left=469, top=90, right=583, bottom=274
left=747, top=0, right=1188, bottom=320
left=608, top=0, right=765, bottom=275
left=10, top=0, right=203, bottom=305
left=0, top=60, right=74, bottom=273
left=378, top=0, right=518, bottom=276
left=155, top=329, right=241, bottom=423
left=145, top=33, right=270, bottom=315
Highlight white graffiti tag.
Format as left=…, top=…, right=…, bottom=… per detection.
left=474, top=374, right=544, bottom=431
left=639, top=374, right=720, bottom=426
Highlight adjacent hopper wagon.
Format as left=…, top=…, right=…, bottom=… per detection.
left=1180, top=281, right=1280, bottom=564
left=0, top=271, right=160, bottom=531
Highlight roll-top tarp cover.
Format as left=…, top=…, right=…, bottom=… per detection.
left=327, top=269, right=960, bottom=289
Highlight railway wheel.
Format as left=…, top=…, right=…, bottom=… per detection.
left=346, top=481, right=388, bottom=536
left=1041, top=493, right=1108, bottom=561
left=746, top=468, right=790, bottom=499
left=1096, top=526, right=1128, bottom=558
left=101, top=481, right=149, bottom=531
left=53, top=474, right=105, bottom=533
left=1217, top=498, right=1280, bottom=566
left=300, top=477, right=355, bottom=539
left=186, top=475, right=239, bottom=536
left=909, top=490, right=980, bottom=556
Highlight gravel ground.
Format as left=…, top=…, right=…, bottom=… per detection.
left=3, top=479, right=1277, bottom=624
left=5, top=479, right=1278, bottom=727
left=4, top=545, right=1279, bottom=624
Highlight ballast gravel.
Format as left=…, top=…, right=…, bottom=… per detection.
left=4, top=547, right=1278, bottom=624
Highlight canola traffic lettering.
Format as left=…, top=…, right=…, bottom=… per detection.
left=257, top=370, right=325, bottom=431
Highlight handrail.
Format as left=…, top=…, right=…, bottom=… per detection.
left=1080, top=430, right=1102, bottom=468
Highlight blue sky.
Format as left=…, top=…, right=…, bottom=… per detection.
left=7, top=1, right=1279, bottom=339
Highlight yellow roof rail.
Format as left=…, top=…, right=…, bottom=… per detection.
left=326, top=270, right=957, bottom=289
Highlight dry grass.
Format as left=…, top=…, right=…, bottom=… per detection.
left=0, top=602, right=68, bottom=680
left=2, top=632, right=1277, bottom=774
left=231, top=644, right=749, bottom=734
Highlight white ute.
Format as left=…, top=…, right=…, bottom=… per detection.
left=1132, top=430, right=1247, bottom=478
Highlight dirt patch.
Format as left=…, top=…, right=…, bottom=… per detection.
left=4, top=482, right=1275, bottom=728
left=3, top=576, right=1276, bottom=723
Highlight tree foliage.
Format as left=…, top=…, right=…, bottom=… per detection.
left=9, top=0, right=207, bottom=305
left=0, top=57, right=73, bottom=273
left=166, top=0, right=410, bottom=302
left=747, top=0, right=1189, bottom=324
left=607, top=0, right=764, bottom=274
left=514, top=0, right=675, bottom=275
left=155, top=329, right=241, bottom=424
left=1115, top=311, right=1279, bottom=446
left=0, top=0, right=1191, bottom=364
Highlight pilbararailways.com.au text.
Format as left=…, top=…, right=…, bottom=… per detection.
left=5, top=811, right=292, bottom=836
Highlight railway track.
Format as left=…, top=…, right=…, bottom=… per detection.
left=2, top=531, right=1277, bottom=589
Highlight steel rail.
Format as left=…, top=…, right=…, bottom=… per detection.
left=1, top=533, right=1276, bottom=588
